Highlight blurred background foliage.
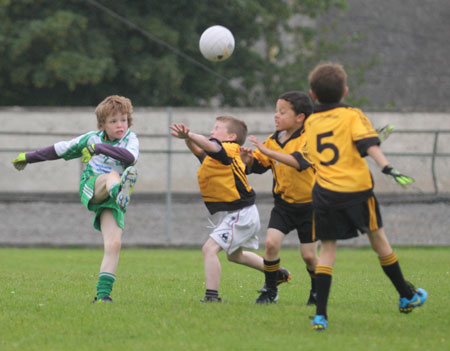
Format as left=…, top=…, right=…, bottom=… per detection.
left=0, top=0, right=361, bottom=107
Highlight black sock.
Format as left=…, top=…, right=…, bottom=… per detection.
left=315, top=265, right=333, bottom=319
left=264, top=258, right=280, bottom=290
left=205, top=289, right=219, bottom=298
left=379, top=252, right=414, bottom=299
left=307, top=267, right=316, bottom=293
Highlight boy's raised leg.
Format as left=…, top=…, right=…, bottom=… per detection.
left=116, top=166, right=138, bottom=212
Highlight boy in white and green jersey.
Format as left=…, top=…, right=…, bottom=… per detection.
left=12, top=95, right=139, bottom=303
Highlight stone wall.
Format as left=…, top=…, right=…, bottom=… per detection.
left=1, top=107, right=449, bottom=247
left=1, top=107, right=449, bottom=195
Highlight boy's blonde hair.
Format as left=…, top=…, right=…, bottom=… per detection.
left=216, top=115, right=248, bottom=146
left=95, top=95, right=134, bottom=129
left=309, top=62, right=347, bottom=104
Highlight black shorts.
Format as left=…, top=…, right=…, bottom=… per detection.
left=268, top=204, right=314, bottom=244
left=313, top=195, right=383, bottom=241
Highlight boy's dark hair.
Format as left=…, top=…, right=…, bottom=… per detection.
left=216, top=115, right=248, bottom=146
left=95, top=95, right=134, bottom=129
left=278, top=91, right=313, bottom=118
left=308, top=62, right=347, bottom=104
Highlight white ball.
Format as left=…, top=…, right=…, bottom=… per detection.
left=199, top=25, right=235, bottom=62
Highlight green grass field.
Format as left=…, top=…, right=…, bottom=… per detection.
left=0, top=247, right=448, bottom=351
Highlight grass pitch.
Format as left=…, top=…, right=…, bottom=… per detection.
left=0, top=247, right=448, bottom=351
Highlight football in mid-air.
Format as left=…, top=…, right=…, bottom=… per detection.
left=199, top=25, right=235, bottom=62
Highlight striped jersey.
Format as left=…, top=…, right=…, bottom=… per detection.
left=197, top=140, right=255, bottom=214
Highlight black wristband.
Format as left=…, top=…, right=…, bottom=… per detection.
left=381, top=165, right=392, bottom=174
left=87, top=144, right=95, bottom=155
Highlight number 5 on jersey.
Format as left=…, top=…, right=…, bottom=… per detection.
left=317, top=132, right=339, bottom=166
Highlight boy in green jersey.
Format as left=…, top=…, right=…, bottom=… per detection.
left=12, top=95, right=139, bottom=303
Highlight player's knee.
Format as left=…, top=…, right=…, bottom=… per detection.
left=226, top=254, right=236, bottom=262
left=105, top=237, right=122, bottom=254
left=265, top=238, right=279, bottom=255
left=226, top=251, right=241, bottom=263
left=202, top=241, right=215, bottom=257
left=112, top=171, right=121, bottom=181
left=301, top=252, right=316, bottom=266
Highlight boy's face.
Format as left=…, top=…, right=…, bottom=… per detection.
left=210, top=121, right=235, bottom=142
left=274, top=99, right=304, bottom=132
left=101, top=112, right=129, bottom=141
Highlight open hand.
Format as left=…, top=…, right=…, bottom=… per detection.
left=240, top=146, right=254, bottom=165
left=169, top=123, right=190, bottom=139
left=249, top=135, right=270, bottom=155
left=382, top=165, right=415, bottom=188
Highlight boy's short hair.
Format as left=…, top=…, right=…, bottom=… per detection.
left=309, top=62, right=347, bottom=104
left=95, top=95, right=134, bottom=129
left=278, top=91, right=313, bottom=118
left=216, top=115, right=248, bottom=146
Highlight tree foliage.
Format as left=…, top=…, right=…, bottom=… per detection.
left=0, top=0, right=348, bottom=106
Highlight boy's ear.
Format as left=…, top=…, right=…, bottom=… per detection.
left=342, top=86, right=349, bottom=99
left=296, top=113, right=306, bottom=123
left=228, top=132, right=238, bottom=142
left=309, top=89, right=317, bottom=101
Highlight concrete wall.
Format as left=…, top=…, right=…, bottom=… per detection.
left=1, top=107, right=449, bottom=195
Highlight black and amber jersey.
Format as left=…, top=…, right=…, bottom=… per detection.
left=249, top=128, right=315, bottom=208
left=197, top=139, right=255, bottom=214
left=304, top=103, right=380, bottom=201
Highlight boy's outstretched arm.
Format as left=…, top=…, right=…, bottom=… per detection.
left=12, top=145, right=60, bottom=171
left=170, top=123, right=221, bottom=154
left=11, top=153, right=27, bottom=170
left=367, top=145, right=414, bottom=188
left=170, top=123, right=204, bottom=159
left=185, top=139, right=206, bottom=160
left=248, top=135, right=301, bottom=170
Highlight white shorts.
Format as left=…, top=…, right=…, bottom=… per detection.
left=209, top=204, right=261, bottom=254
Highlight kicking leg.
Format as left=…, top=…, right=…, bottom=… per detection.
left=116, top=166, right=138, bottom=211
left=92, top=172, right=121, bottom=204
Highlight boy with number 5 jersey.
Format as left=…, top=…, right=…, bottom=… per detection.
left=302, top=62, right=427, bottom=331
left=12, top=95, right=139, bottom=304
